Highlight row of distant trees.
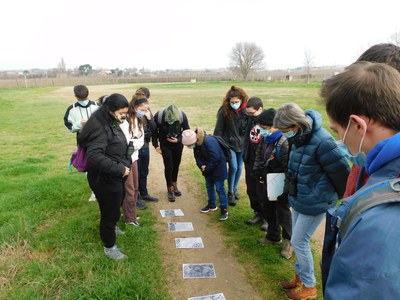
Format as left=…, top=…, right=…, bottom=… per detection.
left=229, top=30, right=400, bottom=82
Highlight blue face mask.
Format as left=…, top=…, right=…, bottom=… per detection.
left=283, top=130, right=296, bottom=139
left=78, top=100, right=89, bottom=106
left=230, top=101, right=241, bottom=110
left=259, top=128, right=271, bottom=137
left=136, top=110, right=146, bottom=118
left=335, top=119, right=367, bottom=167
left=336, top=140, right=366, bottom=167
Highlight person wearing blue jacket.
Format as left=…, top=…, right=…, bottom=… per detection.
left=273, top=103, right=350, bottom=300
left=182, top=128, right=229, bottom=221
left=321, top=62, right=400, bottom=299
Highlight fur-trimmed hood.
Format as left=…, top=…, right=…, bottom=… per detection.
left=196, top=127, right=205, bottom=146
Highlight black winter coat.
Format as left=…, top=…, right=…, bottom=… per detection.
left=213, top=108, right=248, bottom=152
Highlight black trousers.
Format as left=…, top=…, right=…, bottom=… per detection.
left=257, top=182, right=292, bottom=242
left=138, top=146, right=150, bottom=195
left=245, top=160, right=262, bottom=213
left=88, top=170, right=124, bottom=248
left=161, top=143, right=183, bottom=187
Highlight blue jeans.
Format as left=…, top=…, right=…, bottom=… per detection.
left=205, top=177, right=228, bottom=209
left=138, top=147, right=150, bottom=195
left=291, top=209, right=325, bottom=288
left=228, top=150, right=243, bottom=193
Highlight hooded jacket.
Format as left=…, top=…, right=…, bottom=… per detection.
left=325, top=132, right=400, bottom=299
left=287, top=110, right=350, bottom=215
left=193, top=130, right=228, bottom=181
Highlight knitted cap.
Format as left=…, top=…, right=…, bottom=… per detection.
left=181, top=129, right=197, bottom=145
left=256, top=108, right=276, bottom=126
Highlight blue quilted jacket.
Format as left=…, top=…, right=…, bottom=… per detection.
left=287, top=110, right=350, bottom=215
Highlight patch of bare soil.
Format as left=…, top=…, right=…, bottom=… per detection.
left=147, top=147, right=264, bottom=300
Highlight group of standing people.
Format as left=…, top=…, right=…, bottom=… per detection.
left=64, top=42, right=400, bottom=299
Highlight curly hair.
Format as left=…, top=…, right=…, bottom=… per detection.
left=220, top=86, right=248, bottom=124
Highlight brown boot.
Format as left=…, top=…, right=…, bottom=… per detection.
left=167, top=186, right=176, bottom=202
left=281, top=273, right=302, bottom=289
left=172, top=182, right=182, bottom=196
left=285, top=283, right=317, bottom=300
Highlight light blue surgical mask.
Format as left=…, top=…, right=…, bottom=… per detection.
left=136, top=110, right=146, bottom=118
left=336, top=140, right=366, bottom=167
left=78, top=100, right=89, bottom=106
left=283, top=130, right=296, bottom=139
left=230, top=101, right=241, bottom=110
left=259, top=128, right=271, bottom=137
left=335, top=119, right=367, bottom=167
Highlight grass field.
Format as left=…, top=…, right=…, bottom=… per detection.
left=0, top=81, right=328, bottom=299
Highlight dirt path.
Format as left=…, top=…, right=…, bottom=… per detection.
left=147, top=147, right=264, bottom=300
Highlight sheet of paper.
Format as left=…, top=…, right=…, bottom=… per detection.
left=168, top=222, right=194, bottom=232
left=266, top=173, right=285, bottom=201
left=175, top=237, right=204, bottom=248
left=160, top=209, right=184, bottom=217
left=183, top=263, right=216, bottom=279
left=188, top=293, right=226, bottom=300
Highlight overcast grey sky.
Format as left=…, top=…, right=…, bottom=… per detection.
left=1, top=0, right=399, bottom=71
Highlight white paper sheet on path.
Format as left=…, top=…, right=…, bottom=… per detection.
left=267, top=173, right=285, bottom=201
left=188, top=293, right=226, bottom=300
left=160, top=209, right=184, bottom=217
left=175, top=237, right=204, bottom=248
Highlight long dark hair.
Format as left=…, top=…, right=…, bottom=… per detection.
left=78, top=93, right=129, bottom=146
left=128, top=95, right=148, bottom=132
left=219, top=86, right=248, bottom=124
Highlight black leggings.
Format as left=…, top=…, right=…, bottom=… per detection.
left=161, top=143, right=183, bottom=187
left=88, top=171, right=124, bottom=248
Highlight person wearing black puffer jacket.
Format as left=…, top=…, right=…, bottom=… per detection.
left=78, top=93, right=131, bottom=260
left=214, top=86, right=249, bottom=206
left=252, top=109, right=293, bottom=260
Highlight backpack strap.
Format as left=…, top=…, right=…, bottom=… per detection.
left=338, top=178, right=400, bottom=238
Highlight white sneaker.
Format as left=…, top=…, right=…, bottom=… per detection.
left=115, top=226, right=125, bottom=236
left=125, top=221, right=140, bottom=227
left=88, top=192, right=96, bottom=202
left=104, top=245, right=127, bottom=260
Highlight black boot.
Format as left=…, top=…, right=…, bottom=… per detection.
left=167, top=186, right=176, bottom=202
left=234, top=188, right=240, bottom=200
left=172, top=182, right=182, bottom=196
left=228, top=192, right=236, bottom=206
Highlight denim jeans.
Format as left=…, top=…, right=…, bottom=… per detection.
left=228, top=150, right=244, bottom=193
left=205, top=177, right=228, bottom=209
left=138, top=147, right=150, bottom=195
left=291, top=209, right=325, bottom=288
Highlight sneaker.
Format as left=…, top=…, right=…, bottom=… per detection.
left=260, top=220, right=269, bottom=231
left=233, top=188, right=240, bottom=200
left=141, top=194, right=159, bottom=202
left=115, top=226, right=125, bottom=236
left=258, top=237, right=281, bottom=245
left=104, top=245, right=127, bottom=260
left=219, top=208, right=229, bottom=221
left=136, top=198, right=147, bottom=210
left=172, top=182, right=182, bottom=196
left=200, top=205, right=218, bottom=213
left=88, top=192, right=96, bottom=202
left=280, top=239, right=293, bottom=259
left=246, top=213, right=262, bottom=225
left=167, top=186, right=176, bottom=202
left=228, top=192, right=236, bottom=206
left=125, top=220, right=140, bottom=227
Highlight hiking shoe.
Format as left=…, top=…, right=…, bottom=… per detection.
left=246, top=213, right=263, bottom=225
left=228, top=192, right=236, bottom=206
left=233, top=188, right=240, bottom=200
left=172, top=182, right=182, bottom=196
left=258, top=237, right=281, bottom=245
left=141, top=194, right=159, bottom=202
left=104, top=245, right=127, bottom=260
left=260, top=220, right=269, bottom=231
left=136, top=198, right=147, bottom=210
left=167, top=186, right=176, bottom=202
left=115, top=226, right=125, bottom=236
left=281, top=239, right=293, bottom=259
left=88, top=192, right=96, bottom=202
left=219, top=208, right=229, bottom=221
left=125, top=221, right=140, bottom=227
left=282, top=273, right=302, bottom=290
left=200, top=205, right=218, bottom=213
left=285, top=283, right=317, bottom=300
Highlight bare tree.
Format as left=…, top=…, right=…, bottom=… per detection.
left=229, top=42, right=265, bottom=81
left=304, top=49, right=314, bottom=84
left=390, top=31, right=400, bottom=46
left=57, top=57, right=66, bottom=72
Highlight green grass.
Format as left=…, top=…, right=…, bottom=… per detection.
left=0, top=82, right=328, bottom=299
